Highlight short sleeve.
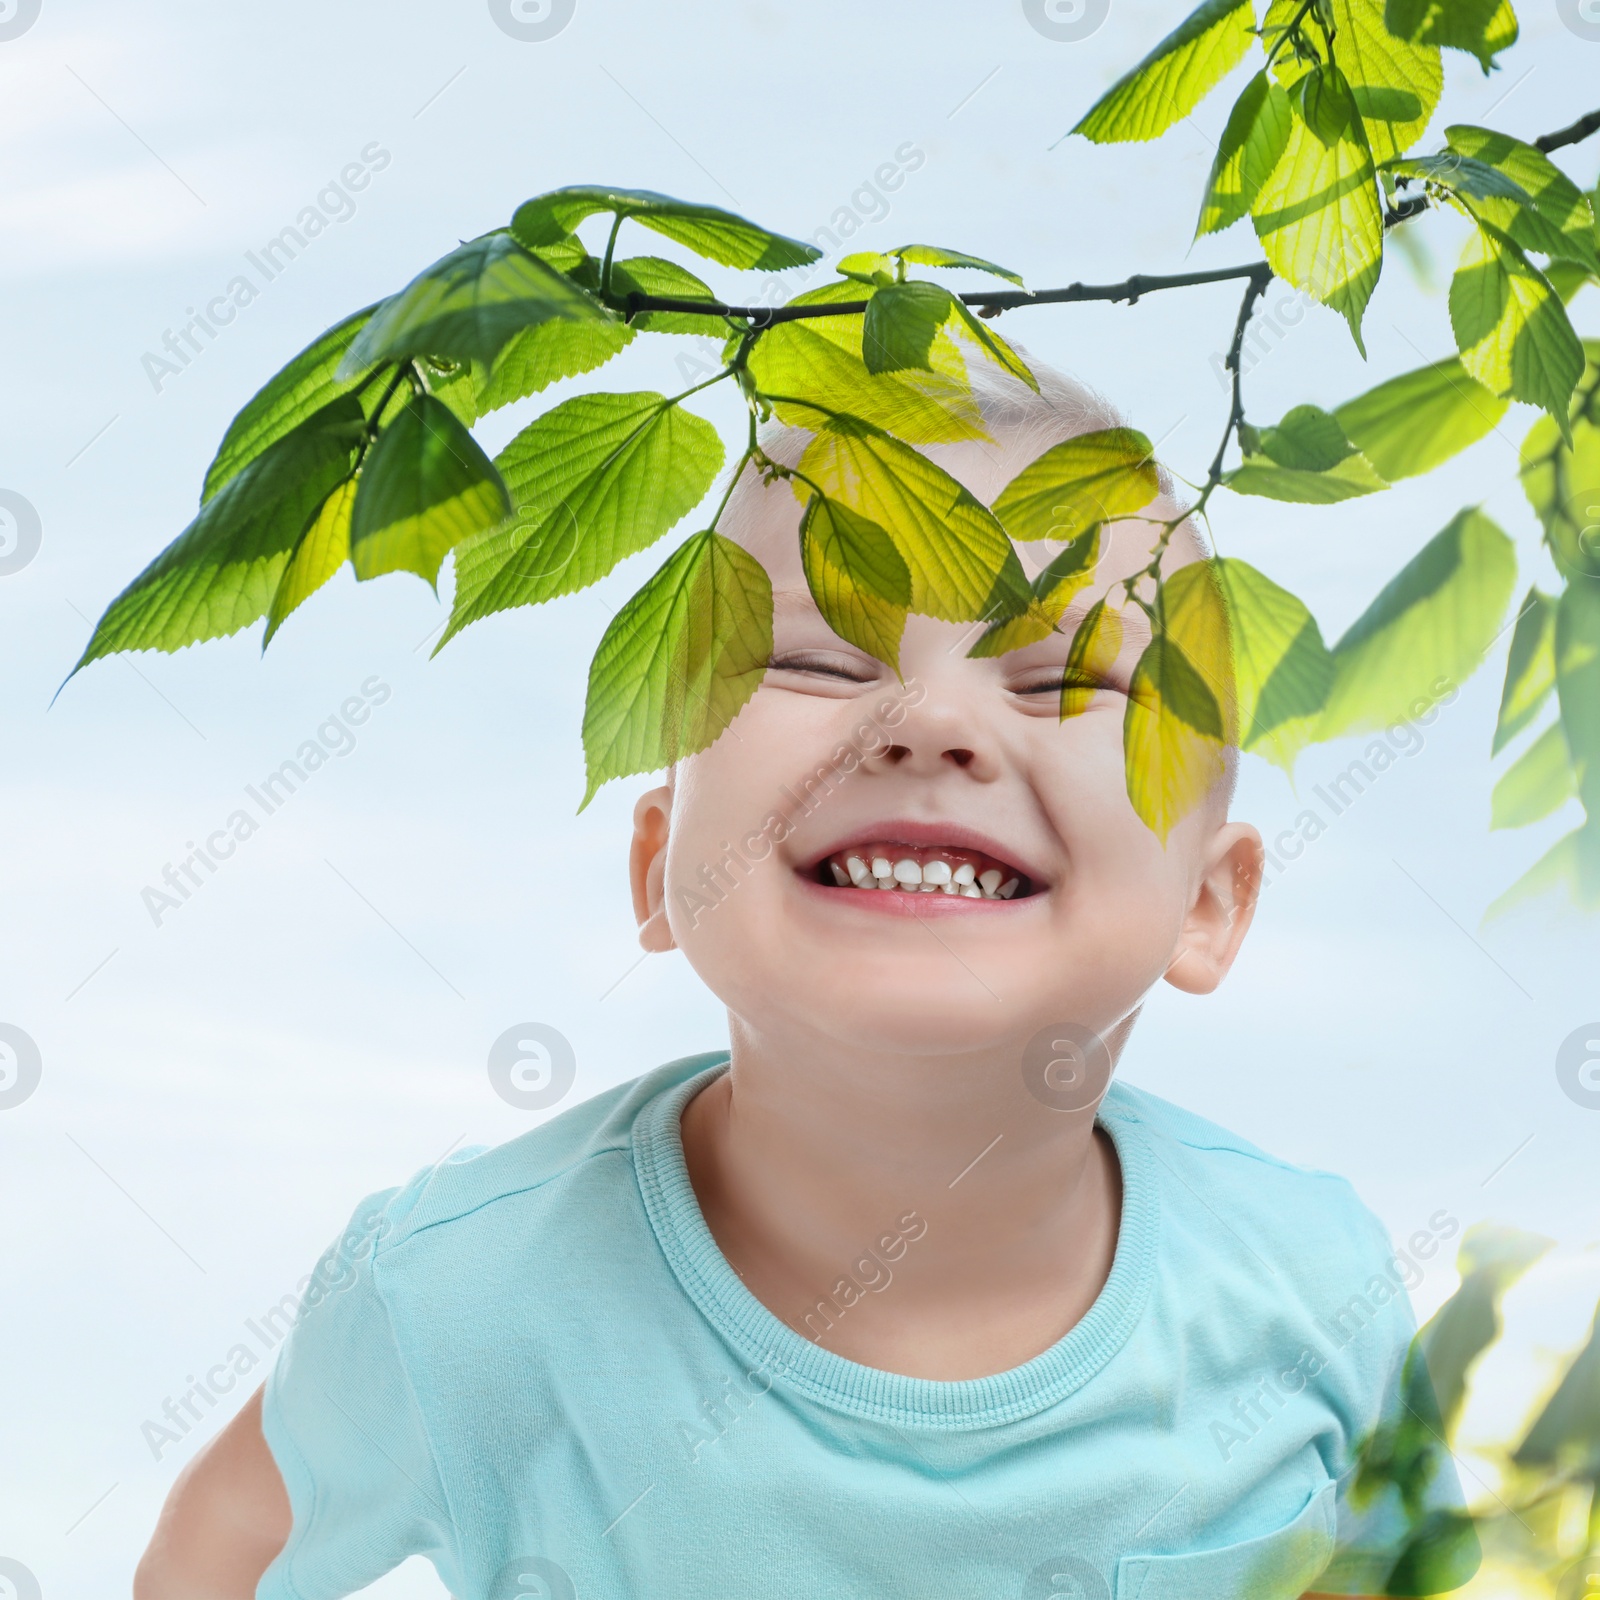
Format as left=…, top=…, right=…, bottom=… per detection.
left=1317, top=1218, right=1480, bottom=1596
left=257, top=1186, right=458, bottom=1600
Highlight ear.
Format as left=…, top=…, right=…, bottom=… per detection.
left=1163, top=823, right=1263, bottom=996
left=630, top=784, right=677, bottom=953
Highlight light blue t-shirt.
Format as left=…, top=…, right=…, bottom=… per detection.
left=257, top=1054, right=1463, bottom=1600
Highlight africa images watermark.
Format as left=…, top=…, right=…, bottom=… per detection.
left=1208, top=1207, right=1461, bottom=1464
left=140, top=1200, right=392, bottom=1461
left=140, top=142, right=392, bottom=393
left=140, top=676, right=391, bottom=926
left=673, top=677, right=928, bottom=928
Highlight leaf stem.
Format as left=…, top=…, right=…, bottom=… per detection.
left=600, top=212, right=624, bottom=299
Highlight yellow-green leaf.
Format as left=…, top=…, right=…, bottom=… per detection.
left=1385, top=0, right=1519, bottom=73
left=798, top=416, right=1029, bottom=624
left=1251, top=64, right=1385, bottom=352
left=1124, top=632, right=1228, bottom=841
left=264, top=477, right=357, bottom=646
left=1319, top=508, right=1516, bottom=739
left=442, top=392, right=723, bottom=647
left=1485, top=819, right=1600, bottom=920
left=749, top=281, right=986, bottom=446
left=1450, top=222, right=1585, bottom=429
left=1334, top=357, right=1508, bottom=481
left=1072, top=0, right=1255, bottom=145
left=349, top=392, right=511, bottom=586
left=1224, top=452, right=1388, bottom=503
left=1208, top=558, right=1335, bottom=770
left=1519, top=351, right=1600, bottom=580
left=1490, top=721, right=1575, bottom=829
left=581, top=530, right=773, bottom=806
left=1268, top=0, right=1442, bottom=165
left=800, top=494, right=911, bottom=672
left=970, top=530, right=1103, bottom=659
left=991, top=429, right=1160, bottom=544
left=1557, top=578, right=1600, bottom=816
left=1061, top=598, right=1124, bottom=720
left=1197, top=71, right=1294, bottom=238
left=1445, top=125, right=1600, bottom=273
left=1492, top=586, right=1557, bottom=754
left=890, top=244, right=1024, bottom=286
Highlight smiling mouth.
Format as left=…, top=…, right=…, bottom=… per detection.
left=812, top=843, right=1035, bottom=901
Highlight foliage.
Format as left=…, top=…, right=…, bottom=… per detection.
left=68, top=13, right=1599, bottom=902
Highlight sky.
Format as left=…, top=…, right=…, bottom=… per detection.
left=1, top=1, right=1598, bottom=1594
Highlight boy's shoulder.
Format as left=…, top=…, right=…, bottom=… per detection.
left=1102, top=1078, right=1397, bottom=1271
left=361, top=1051, right=725, bottom=1257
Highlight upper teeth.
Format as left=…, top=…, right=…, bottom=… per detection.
left=834, top=851, right=1024, bottom=901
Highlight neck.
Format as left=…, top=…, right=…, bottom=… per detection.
left=678, top=1015, right=1128, bottom=1379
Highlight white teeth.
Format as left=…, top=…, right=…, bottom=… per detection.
left=953, top=862, right=976, bottom=886
left=940, top=881, right=958, bottom=895
left=830, top=862, right=850, bottom=886
left=871, top=857, right=893, bottom=881
left=893, top=858, right=922, bottom=885
left=846, top=856, right=870, bottom=886
left=978, top=869, right=1002, bottom=895
left=998, top=877, right=1019, bottom=899
left=918, top=881, right=937, bottom=892
left=960, top=883, right=982, bottom=898
left=922, top=860, right=952, bottom=884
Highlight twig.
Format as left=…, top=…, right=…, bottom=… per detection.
left=1204, top=268, right=1272, bottom=497
left=1535, top=107, right=1600, bottom=154
left=616, top=261, right=1278, bottom=329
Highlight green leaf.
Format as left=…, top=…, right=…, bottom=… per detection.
left=1260, top=404, right=1358, bottom=471
left=946, top=300, right=1038, bottom=390
left=1514, top=1300, right=1600, bottom=1473
left=343, top=233, right=613, bottom=375
left=1484, top=817, right=1600, bottom=919
left=264, top=477, right=357, bottom=646
left=991, top=428, right=1161, bottom=543
left=800, top=494, right=911, bottom=672
left=1268, top=0, right=1442, bottom=166
left=1319, top=508, right=1516, bottom=739
left=609, top=254, right=720, bottom=335
left=581, top=530, right=773, bottom=806
left=1557, top=578, right=1600, bottom=816
left=441, top=392, right=723, bottom=648
left=1490, top=720, right=1575, bottom=829
left=512, top=185, right=820, bottom=272
left=1334, top=357, right=1509, bottom=481
left=798, top=416, right=1029, bottom=625
left=73, top=397, right=366, bottom=672
left=889, top=244, right=1024, bottom=286
left=1450, top=221, right=1585, bottom=429
left=969, top=530, right=1103, bottom=658
left=1444, top=125, right=1600, bottom=272
left=1251, top=64, right=1385, bottom=353
left=1492, top=586, right=1557, bottom=754
left=1386, top=150, right=1530, bottom=205
left=749, top=281, right=987, bottom=446
left=862, top=281, right=956, bottom=375
left=1209, top=558, right=1336, bottom=770
left=1196, top=71, right=1294, bottom=238
left=1071, top=0, right=1255, bottom=145
left=348, top=392, right=511, bottom=586
left=1519, top=353, right=1600, bottom=580
left=460, top=317, right=637, bottom=417
left=203, top=305, right=380, bottom=502
left=1385, top=0, right=1518, bottom=72
left=1223, top=452, right=1389, bottom=503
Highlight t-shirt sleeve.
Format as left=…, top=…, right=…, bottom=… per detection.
left=1316, top=1205, right=1480, bottom=1596
left=257, top=1186, right=457, bottom=1600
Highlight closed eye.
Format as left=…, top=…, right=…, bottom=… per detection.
left=768, top=650, right=880, bottom=684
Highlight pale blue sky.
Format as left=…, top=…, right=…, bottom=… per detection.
left=1, top=2, right=1597, bottom=1592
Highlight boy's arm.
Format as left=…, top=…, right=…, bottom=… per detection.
left=133, top=1385, right=290, bottom=1600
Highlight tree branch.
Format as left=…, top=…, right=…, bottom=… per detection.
left=619, top=261, right=1276, bottom=328
left=1535, top=107, right=1600, bottom=154
left=1205, top=270, right=1272, bottom=497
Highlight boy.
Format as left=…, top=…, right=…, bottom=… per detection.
left=136, top=361, right=1455, bottom=1599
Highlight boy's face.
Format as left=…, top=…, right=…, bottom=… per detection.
left=630, top=432, right=1263, bottom=1064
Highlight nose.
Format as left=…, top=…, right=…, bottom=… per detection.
left=864, top=680, right=999, bottom=781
